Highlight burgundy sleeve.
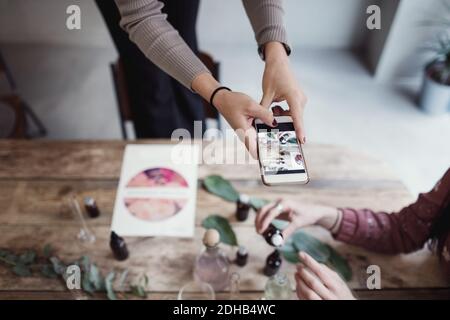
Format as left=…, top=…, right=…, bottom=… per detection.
left=334, top=168, right=450, bottom=254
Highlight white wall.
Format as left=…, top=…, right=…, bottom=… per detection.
left=0, top=0, right=371, bottom=49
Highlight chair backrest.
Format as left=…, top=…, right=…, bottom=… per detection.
left=0, top=95, right=26, bottom=138
left=111, top=51, right=221, bottom=139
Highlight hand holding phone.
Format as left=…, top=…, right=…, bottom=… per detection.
left=255, top=115, right=309, bottom=185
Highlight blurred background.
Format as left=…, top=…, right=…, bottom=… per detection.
left=0, top=0, right=449, bottom=194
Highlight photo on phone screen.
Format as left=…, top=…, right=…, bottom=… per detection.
left=256, top=122, right=305, bottom=176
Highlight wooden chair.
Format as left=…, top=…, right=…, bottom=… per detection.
left=0, top=50, right=47, bottom=139
left=111, top=52, right=221, bottom=140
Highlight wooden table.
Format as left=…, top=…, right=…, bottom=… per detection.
left=0, top=140, right=448, bottom=300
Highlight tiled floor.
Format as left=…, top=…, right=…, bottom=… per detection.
left=2, top=44, right=449, bottom=195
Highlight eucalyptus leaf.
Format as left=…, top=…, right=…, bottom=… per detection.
left=292, top=231, right=331, bottom=263
left=41, top=264, right=58, bottom=279
left=278, top=241, right=300, bottom=263
left=130, top=285, right=147, bottom=298
left=12, top=263, right=32, bottom=277
left=271, top=219, right=289, bottom=231
left=203, top=175, right=240, bottom=202
left=118, top=269, right=129, bottom=290
left=105, top=272, right=117, bottom=300
left=89, top=264, right=104, bottom=291
left=202, top=215, right=238, bottom=246
left=42, top=244, right=53, bottom=258
left=19, top=250, right=36, bottom=265
left=82, top=274, right=96, bottom=294
left=49, top=257, right=66, bottom=275
left=249, top=197, right=270, bottom=210
left=326, top=245, right=352, bottom=281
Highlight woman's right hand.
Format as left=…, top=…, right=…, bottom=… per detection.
left=255, top=199, right=340, bottom=239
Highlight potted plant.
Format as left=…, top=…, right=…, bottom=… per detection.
left=419, top=5, right=450, bottom=115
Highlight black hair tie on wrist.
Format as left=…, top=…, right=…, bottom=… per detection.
left=209, top=86, right=231, bottom=109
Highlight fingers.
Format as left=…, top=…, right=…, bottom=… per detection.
left=296, top=265, right=335, bottom=300
left=286, top=93, right=307, bottom=144
left=299, top=252, right=336, bottom=289
left=256, top=200, right=292, bottom=234
left=281, top=211, right=300, bottom=239
left=249, top=104, right=276, bottom=127
left=260, top=92, right=275, bottom=109
left=295, top=273, right=322, bottom=300
left=236, top=126, right=258, bottom=160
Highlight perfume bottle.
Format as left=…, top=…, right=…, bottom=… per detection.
left=110, top=231, right=129, bottom=261
left=264, top=273, right=293, bottom=300
left=235, top=246, right=248, bottom=267
left=194, top=229, right=230, bottom=291
left=263, top=250, right=282, bottom=277
left=263, top=224, right=284, bottom=247
left=236, top=194, right=251, bottom=222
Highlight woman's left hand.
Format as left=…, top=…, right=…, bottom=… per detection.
left=295, top=252, right=355, bottom=300
left=261, top=41, right=308, bottom=144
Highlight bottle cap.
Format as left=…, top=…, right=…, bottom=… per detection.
left=84, top=197, right=95, bottom=206
left=239, top=194, right=250, bottom=204
left=271, top=234, right=284, bottom=247
left=203, top=229, right=220, bottom=247
left=238, top=246, right=248, bottom=255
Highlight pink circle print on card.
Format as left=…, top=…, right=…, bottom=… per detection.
left=124, top=168, right=189, bottom=222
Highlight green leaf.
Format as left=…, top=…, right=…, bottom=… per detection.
left=19, top=250, right=36, bottom=265
left=82, top=274, right=96, bottom=294
left=12, top=263, right=32, bottom=277
left=130, top=285, right=147, bottom=298
left=292, top=231, right=331, bottom=263
left=0, top=249, right=10, bottom=258
left=202, top=215, right=238, bottom=246
left=89, top=264, right=104, bottom=291
left=105, top=272, right=117, bottom=300
left=272, top=219, right=289, bottom=230
left=42, top=244, right=53, bottom=258
left=326, top=245, right=353, bottom=282
left=40, top=264, right=58, bottom=279
left=278, top=241, right=300, bottom=263
left=49, top=257, right=66, bottom=275
left=203, top=175, right=240, bottom=202
left=249, top=197, right=270, bottom=210
left=79, top=255, right=91, bottom=272
left=117, top=269, right=129, bottom=290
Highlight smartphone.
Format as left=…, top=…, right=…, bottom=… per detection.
left=255, top=115, right=309, bottom=186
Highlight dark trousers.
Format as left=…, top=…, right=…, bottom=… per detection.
left=95, top=0, right=205, bottom=138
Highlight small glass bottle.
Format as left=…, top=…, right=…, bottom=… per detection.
left=235, top=246, right=248, bottom=267
left=236, top=194, right=251, bottom=222
left=110, top=231, right=129, bottom=261
left=263, top=224, right=284, bottom=247
left=84, top=197, right=101, bottom=218
left=263, top=250, right=282, bottom=277
left=194, top=229, right=230, bottom=291
left=264, top=273, right=293, bottom=300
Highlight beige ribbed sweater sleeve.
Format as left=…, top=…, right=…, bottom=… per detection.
left=242, top=0, right=289, bottom=50
left=115, top=0, right=288, bottom=89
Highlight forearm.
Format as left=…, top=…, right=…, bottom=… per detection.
left=115, top=0, right=210, bottom=89
left=242, top=0, right=289, bottom=49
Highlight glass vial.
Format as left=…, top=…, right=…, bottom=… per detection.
left=236, top=194, right=251, bottom=222
left=264, top=273, right=293, bottom=300
left=263, top=250, right=282, bottom=277
left=235, top=246, right=248, bottom=267
left=110, top=231, right=129, bottom=261
left=263, top=224, right=284, bottom=247
left=84, top=197, right=101, bottom=218
left=194, top=229, right=230, bottom=291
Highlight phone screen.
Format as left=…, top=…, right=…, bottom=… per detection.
left=256, top=122, right=305, bottom=176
